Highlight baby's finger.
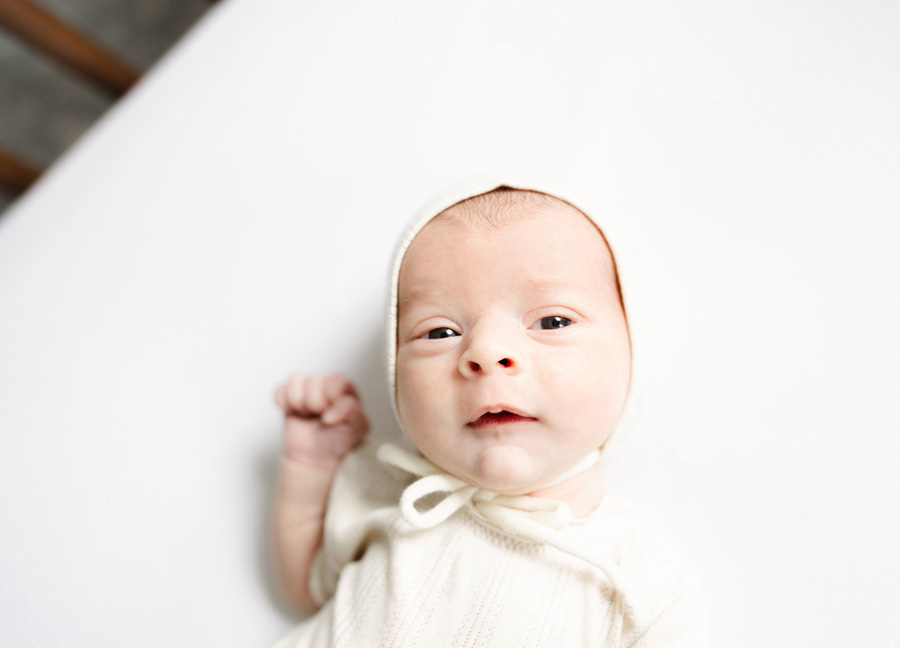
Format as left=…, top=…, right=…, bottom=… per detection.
left=303, top=374, right=329, bottom=415
left=345, top=399, right=370, bottom=440
left=323, top=372, right=358, bottom=405
left=277, top=375, right=306, bottom=411
left=321, top=393, right=358, bottom=426
left=283, top=374, right=328, bottom=416
left=274, top=383, right=287, bottom=410
left=284, top=373, right=314, bottom=415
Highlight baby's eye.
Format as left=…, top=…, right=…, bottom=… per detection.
left=537, top=316, right=572, bottom=330
left=422, top=327, right=460, bottom=340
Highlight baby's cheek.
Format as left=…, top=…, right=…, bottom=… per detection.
left=395, top=377, right=419, bottom=427
left=396, top=358, right=438, bottom=425
left=562, top=349, right=618, bottom=407
left=395, top=358, right=416, bottom=422
left=542, top=346, right=597, bottom=388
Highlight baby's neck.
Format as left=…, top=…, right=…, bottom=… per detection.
left=528, top=462, right=607, bottom=518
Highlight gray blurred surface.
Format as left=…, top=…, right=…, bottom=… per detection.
left=0, top=0, right=208, bottom=214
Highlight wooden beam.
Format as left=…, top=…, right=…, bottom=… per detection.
left=0, top=0, right=139, bottom=98
left=0, top=148, right=41, bottom=194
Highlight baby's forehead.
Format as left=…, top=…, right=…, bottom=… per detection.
left=433, top=188, right=575, bottom=230
left=399, top=188, right=620, bottom=297
left=414, top=189, right=612, bottom=261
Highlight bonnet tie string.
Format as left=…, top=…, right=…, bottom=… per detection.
left=376, top=442, right=635, bottom=617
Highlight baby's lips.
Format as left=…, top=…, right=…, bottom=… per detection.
left=467, top=404, right=537, bottom=425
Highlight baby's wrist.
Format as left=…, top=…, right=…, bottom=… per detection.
left=281, top=451, right=344, bottom=474
left=277, top=454, right=341, bottom=514
left=279, top=451, right=344, bottom=480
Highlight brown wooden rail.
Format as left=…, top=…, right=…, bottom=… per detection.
left=0, top=0, right=139, bottom=98
left=0, top=148, right=40, bottom=193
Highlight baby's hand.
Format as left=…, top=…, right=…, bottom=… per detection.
left=274, top=372, right=369, bottom=467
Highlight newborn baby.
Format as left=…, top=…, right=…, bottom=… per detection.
left=272, top=176, right=706, bottom=647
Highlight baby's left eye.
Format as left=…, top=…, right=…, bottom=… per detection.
left=422, top=327, right=460, bottom=340
left=535, top=316, right=572, bottom=330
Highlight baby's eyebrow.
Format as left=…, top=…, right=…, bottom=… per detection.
left=523, top=277, right=569, bottom=293
left=398, top=287, right=425, bottom=308
left=400, top=278, right=575, bottom=307
left=526, top=275, right=620, bottom=302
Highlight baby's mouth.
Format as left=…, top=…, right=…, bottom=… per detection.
left=467, top=408, right=538, bottom=429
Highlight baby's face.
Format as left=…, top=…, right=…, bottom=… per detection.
left=395, top=196, right=631, bottom=495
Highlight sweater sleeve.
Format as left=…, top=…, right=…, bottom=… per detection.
left=306, top=440, right=407, bottom=607
left=627, top=571, right=708, bottom=648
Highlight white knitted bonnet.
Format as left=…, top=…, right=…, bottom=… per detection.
left=385, top=172, right=648, bottom=459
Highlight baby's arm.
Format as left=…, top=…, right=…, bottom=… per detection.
left=272, top=372, right=369, bottom=613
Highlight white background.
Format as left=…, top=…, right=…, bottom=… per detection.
left=1, top=0, right=898, bottom=645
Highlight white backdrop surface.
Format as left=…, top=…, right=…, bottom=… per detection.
left=1, top=0, right=898, bottom=646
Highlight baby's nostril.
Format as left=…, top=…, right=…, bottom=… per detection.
left=468, top=361, right=481, bottom=372
left=499, top=358, right=512, bottom=367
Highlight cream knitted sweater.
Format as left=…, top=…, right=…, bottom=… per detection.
left=273, top=443, right=706, bottom=648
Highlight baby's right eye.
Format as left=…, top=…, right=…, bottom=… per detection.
left=422, top=327, right=459, bottom=340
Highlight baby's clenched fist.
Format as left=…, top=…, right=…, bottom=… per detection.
left=274, top=372, right=369, bottom=467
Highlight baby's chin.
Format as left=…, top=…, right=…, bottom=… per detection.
left=460, top=446, right=560, bottom=494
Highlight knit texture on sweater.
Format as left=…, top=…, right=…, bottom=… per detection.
left=274, top=444, right=705, bottom=648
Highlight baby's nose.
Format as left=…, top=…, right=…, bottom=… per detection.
left=463, top=356, right=516, bottom=374
left=459, top=329, right=522, bottom=377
